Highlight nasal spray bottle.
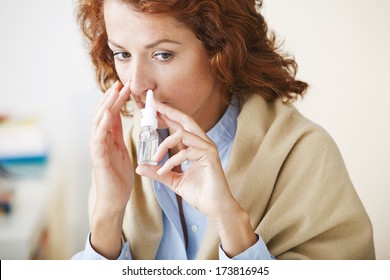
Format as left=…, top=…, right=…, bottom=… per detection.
left=137, top=89, right=158, bottom=165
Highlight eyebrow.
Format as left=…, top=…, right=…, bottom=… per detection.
left=107, top=39, right=182, bottom=49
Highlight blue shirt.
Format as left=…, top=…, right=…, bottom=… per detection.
left=73, top=98, right=274, bottom=260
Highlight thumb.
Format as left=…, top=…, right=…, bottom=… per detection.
left=136, top=164, right=178, bottom=191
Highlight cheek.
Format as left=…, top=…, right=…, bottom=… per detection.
left=115, top=64, right=128, bottom=85
left=163, top=72, right=215, bottom=114
left=170, top=56, right=214, bottom=92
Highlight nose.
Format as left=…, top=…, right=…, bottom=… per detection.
left=128, top=59, right=155, bottom=97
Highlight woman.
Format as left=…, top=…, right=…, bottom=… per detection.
left=73, top=0, right=375, bottom=259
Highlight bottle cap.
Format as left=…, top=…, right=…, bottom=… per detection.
left=140, top=89, right=157, bottom=128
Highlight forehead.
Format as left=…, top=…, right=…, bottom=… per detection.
left=103, top=0, right=188, bottom=36
left=103, top=0, right=202, bottom=52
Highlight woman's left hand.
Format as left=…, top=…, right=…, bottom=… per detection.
left=136, top=101, right=236, bottom=220
left=136, top=101, right=257, bottom=257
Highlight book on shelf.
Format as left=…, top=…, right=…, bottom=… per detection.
left=0, top=114, right=49, bottom=178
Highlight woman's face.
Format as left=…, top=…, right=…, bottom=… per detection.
left=104, top=0, right=227, bottom=131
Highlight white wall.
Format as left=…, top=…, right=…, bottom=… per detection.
left=0, top=0, right=388, bottom=259
left=0, top=0, right=97, bottom=258
left=263, top=0, right=390, bottom=259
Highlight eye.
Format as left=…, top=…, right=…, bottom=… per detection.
left=113, top=51, right=131, bottom=61
left=153, top=51, right=173, bottom=62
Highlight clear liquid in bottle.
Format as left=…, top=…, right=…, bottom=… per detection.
left=137, top=126, right=158, bottom=165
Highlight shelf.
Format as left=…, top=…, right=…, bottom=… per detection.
left=0, top=176, right=53, bottom=259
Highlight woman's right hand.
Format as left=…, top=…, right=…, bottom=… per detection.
left=89, top=80, right=133, bottom=258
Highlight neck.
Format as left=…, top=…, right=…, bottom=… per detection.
left=168, top=96, right=229, bottom=157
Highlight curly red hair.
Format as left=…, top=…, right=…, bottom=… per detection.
left=77, top=0, right=308, bottom=103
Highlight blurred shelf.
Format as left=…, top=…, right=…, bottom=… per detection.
left=0, top=171, right=55, bottom=259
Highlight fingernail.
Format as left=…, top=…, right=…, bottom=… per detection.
left=120, top=81, right=131, bottom=96
left=113, top=80, right=122, bottom=91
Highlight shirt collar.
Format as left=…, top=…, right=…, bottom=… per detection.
left=206, top=97, right=240, bottom=153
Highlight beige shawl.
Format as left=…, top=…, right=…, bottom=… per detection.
left=89, top=94, right=375, bottom=259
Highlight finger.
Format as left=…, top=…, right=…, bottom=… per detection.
left=135, top=164, right=161, bottom=180
left=95, top=110, right=111, bottom=142
left=153, top=129, right=211, bottom=162
left=112, top=111, right=126, bottom=147
left=152, top=129, right=184, bottom=162
left=94, top=81, right=122, bottom=124
left=91, top=81, right=128, bottom=157
left=158, top=113, right=182, bottom=132
left=93, top=80, right=129, bottom=139
left=93, top=86, right=121, bottom=133
left=92, top=110, right=112, bottom=158
left=136, top=164, right=179, bottom=191
left=95, top=81, right=121, bottom=114
left=110, top=80, right=131, bottom=116
left=154, top=101, right=209, bottom=141
left=156, top=148, right=197, bottom=176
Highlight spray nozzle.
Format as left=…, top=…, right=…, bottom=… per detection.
left=140, top=89, right=157, bottom=128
